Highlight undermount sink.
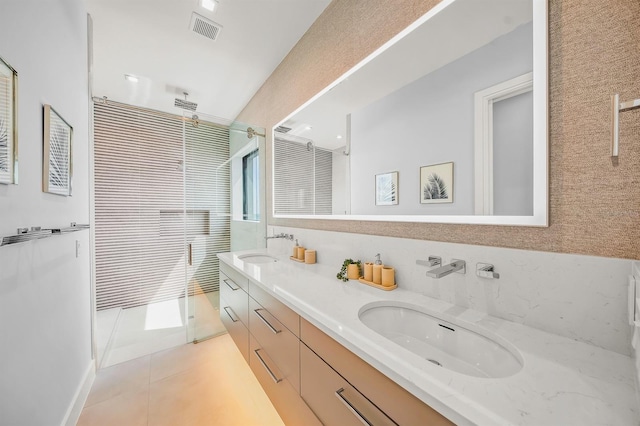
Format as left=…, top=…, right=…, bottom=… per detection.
left=237, top=253, right=278, bottom=264
left=358, top=301, right=523, bottom=378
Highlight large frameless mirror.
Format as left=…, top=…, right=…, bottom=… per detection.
left=272, top=0, right=548, bottom=226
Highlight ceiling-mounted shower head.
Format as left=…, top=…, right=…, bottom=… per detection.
left=175, top=92, right=198, bottom=111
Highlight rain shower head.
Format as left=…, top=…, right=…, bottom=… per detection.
left=174, top=92, right=198, bottom=111
left=174, top=98, right=198, bottom=111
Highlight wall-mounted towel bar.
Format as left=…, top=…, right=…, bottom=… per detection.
left=1, top=223, right=90, bottom=246
left=611, top=94, right=640, bottom=158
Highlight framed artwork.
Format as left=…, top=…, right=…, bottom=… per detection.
left=420, top=162, right=453, bottom=204
left=375, top=171, right=398, bottom=205
left=0, top=55, right=18, bottom=185
left=43, top=104, right=73, bottom=196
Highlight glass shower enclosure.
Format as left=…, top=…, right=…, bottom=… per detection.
left=93, top=102, right=239, bottom=367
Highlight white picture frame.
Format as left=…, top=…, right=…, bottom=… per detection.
left=420, top=162, right=453, bottom=204
left=0, top=55, right=18, bottom=185
left=375, top=171, right=398, bottom=206
left=43, top=104, right=73, bottom=196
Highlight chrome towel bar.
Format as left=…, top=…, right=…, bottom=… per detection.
left=1, top=223, right=89, bottom=247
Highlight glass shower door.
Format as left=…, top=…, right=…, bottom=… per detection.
left=184, top=112, right=231, bottom=343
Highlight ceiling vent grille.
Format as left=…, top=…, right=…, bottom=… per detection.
left=190, top=12, right=222, bottom=41
left=275, top=126, right=292, bottom=134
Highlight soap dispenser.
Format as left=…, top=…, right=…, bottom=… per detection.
left=292, top=239, right=300, bottom=258
left=372, top=253, right=383, bottom=284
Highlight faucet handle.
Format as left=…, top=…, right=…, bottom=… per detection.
left=476, top=263, right=500, bottom=279
left=416, top=256, right=441, bottom=267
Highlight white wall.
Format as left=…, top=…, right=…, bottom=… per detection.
left=350, top=23, right=532, bottom=215
left=0, top=0, right=92, bottom=424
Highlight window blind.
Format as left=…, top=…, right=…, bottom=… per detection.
left=94, top=102, right=229, bottom=310
left=273, top=137, right=332, bottom=215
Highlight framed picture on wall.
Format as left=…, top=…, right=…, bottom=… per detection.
left=375, top=171, right=398, bottom=205
left=420, top=162, right=453, bottom=204
left=0, top=55, right=18, bottom=185
left=43, top=104, right=73, bottom=196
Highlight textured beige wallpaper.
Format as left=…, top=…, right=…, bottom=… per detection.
left=237, top=0, right=640, bottom=260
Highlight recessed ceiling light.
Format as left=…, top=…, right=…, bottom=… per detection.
left=200, top=0, right=218, bottom=12
left=305, top=126, right=312, bottom=130
left=124, top=74, right=138, bottom=83
left=336, top=135, right=343, bottom=139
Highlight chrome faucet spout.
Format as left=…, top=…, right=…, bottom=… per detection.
left=426, top=259, right=466, bottom=278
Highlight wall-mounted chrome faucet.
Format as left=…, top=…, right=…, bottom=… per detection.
left=425, top=259, right=466, bottom=278
left=476, top=263, right=500, bottom=279
left=265, top=233, right=294, bottom=241
left=416, top=256, right=441, bottom=268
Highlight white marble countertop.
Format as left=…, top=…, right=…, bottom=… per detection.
left=218, top=249, right=639, bottom=425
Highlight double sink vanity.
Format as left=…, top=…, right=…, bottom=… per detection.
left=218, top=249, right=638, bottom=425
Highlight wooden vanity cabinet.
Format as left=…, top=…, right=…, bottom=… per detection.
left=249, top=281, right=299, bottom=336
left=219, top=263, right=249, bottom=361
left=249, top=334, right=321, bottom=426
left=218, top=261, right=452, bottom=426
left=247, top=281, right=319, bottom=424
left=300, top=318, right=453, bottom=426
left=301, top=343, right=398, bottom=426
left=248, top=296, right=300, bottom=392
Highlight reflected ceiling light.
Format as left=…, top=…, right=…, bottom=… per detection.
left=124, top=74, right=138, bottom=83
left=305, top=126, right=312, bottom=130
left=200, top=0, right=218, bottom=12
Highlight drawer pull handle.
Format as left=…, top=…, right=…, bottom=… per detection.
left=223, top=306, right=238, bottom=323
left=335, top=388, right=398, bottom=426
left=223, top=279, right=240, bottom=291
left=254, top=349, right=282, bottom=384
left=254, top=309, right=281, bottom=334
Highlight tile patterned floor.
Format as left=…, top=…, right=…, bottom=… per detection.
left=78, top=334, right=284, bottom=426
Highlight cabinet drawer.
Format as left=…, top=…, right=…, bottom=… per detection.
left=220, top=262, right=249, bottom=292
left=301, top=318, right=453, bottom=426
left=301, top=343, right=399, bottom=426
left=249, top=281, right=299, bottom=336
left=220, top=272, right=249, bottom=325
left=249, top=297, right=300, bottom=392
left=219, top=295, right=249, bottom=362
left=249, top=335, right=321, bottom=426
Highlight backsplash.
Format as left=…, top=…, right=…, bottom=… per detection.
left=267, top=226, right=634, bottom=356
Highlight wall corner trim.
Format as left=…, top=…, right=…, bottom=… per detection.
left=63, top=360, right=96, bottom=426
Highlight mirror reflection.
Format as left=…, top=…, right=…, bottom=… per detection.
left=273, top=0, right=546, bottom=224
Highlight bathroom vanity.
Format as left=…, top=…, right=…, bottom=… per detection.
left=218, top=249, right=639, bottom=425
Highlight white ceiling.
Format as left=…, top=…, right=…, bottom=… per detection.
left=87, top=0, right=331, bottom=124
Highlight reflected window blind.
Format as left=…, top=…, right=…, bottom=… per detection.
left=94, top=102, right=230, bottom=310
left=274, top=138, right=332, bottom=215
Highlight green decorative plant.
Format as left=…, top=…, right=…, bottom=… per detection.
left=336, top=258, right=361, bottom=282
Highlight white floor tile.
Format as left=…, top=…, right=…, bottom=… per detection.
left=98, top=292, right=225, bottom=368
